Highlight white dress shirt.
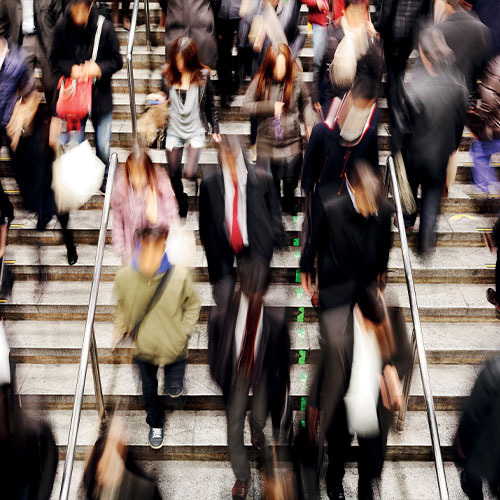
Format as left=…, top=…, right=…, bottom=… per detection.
left=234, top=293, right=264, bottom=367
left=222, top=150, right=249, bottom=247
left=21, top=0, right=36, bottom=35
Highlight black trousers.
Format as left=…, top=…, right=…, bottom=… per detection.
left=383, top=38, right=414, bottom=151
left=136, top=358, right=187, bottom=428
left=215, top=17, right=241, bottom=101
left=326, top=403, right=384, bottom=495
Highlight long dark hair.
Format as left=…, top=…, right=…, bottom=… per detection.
left=124, top=150, right=159, bottom=195
left=255, top=43, right=297, bottom=110
left=162, top=37, right=208, bottom=86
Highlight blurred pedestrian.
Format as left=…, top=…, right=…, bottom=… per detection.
left=301, top=0, right=330, bottom=76
left=243, top=43, right=316, bottom=214
left=485, top=215, right=500, bottom=311
left=111, top=0, right=131, bottom=30
left=51, top=0, right=123, bottom=193
left=83, top=416, right=162, bottom=499
left=473, top=0, right=500, bottom=56
left=111, top=150, right=178, bottom=265
left=0, top=362, right=58, bottom=500
left=376, top=0, right=431, bottom=150
left=302, top=69, right=380, bottom=198
left=214, top=0, right=242, bottom=108
left=161, top=0, right=218, bottom=68
left=208, top=256, right=291, bottom=500
left=454, top=356, right=500, bottom=499
left=300, top=161, right=393, bottom=499
left=161, top=37, right=220, bottom=218
left=113, top=227, right=200, bottom=449
left=311, top=0, right=383, bottom=118
left=467, top=55, right=500, bottom=196
left=0, top=0, right=63, bottom=107
left=398, top=26, right=467, bottom=255
left=199, top=135, right=284, bottom=305
left=436, top=0, right=491, bottom=104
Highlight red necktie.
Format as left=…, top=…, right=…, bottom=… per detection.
left=230, top=180, right=243, bottom=254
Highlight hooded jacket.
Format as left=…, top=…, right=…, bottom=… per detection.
left=114, top=258, right=201, bottom=366
left=50, top=6, right=122, bottom=120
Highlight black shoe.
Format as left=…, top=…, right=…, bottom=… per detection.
left=67, top=246, right=78, bottom=266
left=327, top=484, right=345, bottom=500
left=100, top=178, right=107, bottom=195
left=486, top=288, right=500, bottom=312
left=358, top=480, right=374, bottom=500
left=461, top=471, right=484, bottom=500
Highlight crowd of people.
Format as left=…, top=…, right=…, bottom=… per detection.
left=0, top=0, right=499, bottom=499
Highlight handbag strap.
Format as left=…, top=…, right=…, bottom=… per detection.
left=91, top=15, right=105, bottom=63
left=131, top=265, right=175, bottom=334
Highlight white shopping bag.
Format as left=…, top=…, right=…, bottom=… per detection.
left=52, top=140, right=105, bottom=213
left=344, top=306, right=382, bottom=438
left=166, top=222, right=197, bottom=268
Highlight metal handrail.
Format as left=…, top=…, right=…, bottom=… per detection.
left=386, top=155, right=449, bottom=499
left=59, top=153, right=118, bottom=500
left=127, top=0, right=152, bottom=145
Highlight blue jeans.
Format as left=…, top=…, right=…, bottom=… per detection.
left=136, top=358, right=187, bottom=428
left=312, top=23, right=328, bottom=73
left=60, top=111, right=113, bottom=179
left=470, top=138, right=500, bottom=192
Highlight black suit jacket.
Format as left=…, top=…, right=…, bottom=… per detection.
left=300, top=186, right=393, bottom=312
left=199, top=158, right=285, bottom=284
left=208, top=285, right=291, bottom=425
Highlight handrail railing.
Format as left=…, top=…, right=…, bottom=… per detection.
left=386, top=155, right=449, bottom=499
left=59, top=153, right=118, bottom=500
left=127, top=0, right=152, bottom=145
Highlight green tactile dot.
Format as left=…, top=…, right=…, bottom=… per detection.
left=298, top=350, right=306, bottom=365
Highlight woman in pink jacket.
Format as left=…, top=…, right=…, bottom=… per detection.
left=111, top=150, right=178, bottom=264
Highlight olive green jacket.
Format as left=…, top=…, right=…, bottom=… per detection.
left=113, top=265, right=201, bottom=366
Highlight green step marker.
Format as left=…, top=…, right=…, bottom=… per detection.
left=298, top=350, right=306, bottom=364
left=295, top=269, right=301, bottom=283
left=301, top=419, right=306, bottom=428
left=294, top=251, right=301, bottom=260
left=293, top=238, right=300, bottom=246
left=297, top=307, right=304, bottom=323
left=300, top=396, right=307, bottom=411
left=300, top=372, right=307, bottom=383
left=297, top=327, right=305, bottom=339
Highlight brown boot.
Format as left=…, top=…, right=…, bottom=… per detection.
left=232, top=479, right=249, bottom=500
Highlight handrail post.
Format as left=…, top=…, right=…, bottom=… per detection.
left=387, top=156, right=449, bottom=500
left=90, top=325, right=105, bottom=423
left=144, top=0, right=151, bottom=52
left=397, top=328, right=417, bottom=431
left=127, top=0, right=140, bottom=146
left=59, top=154, right=118, bottom=500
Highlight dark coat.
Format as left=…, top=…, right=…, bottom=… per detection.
left=161, top=68, right=219, bottom=134
left=199, top=158, right=285, bottom=285
left=301, top=107, right=380, bottom=195
left=436, top=10, right=492, bottom=102
left=11, top=105, right=58, bottom=228
left=208, top=283, right=291, bottom=426
left=300, top=186, right=393, bottom=312
left=400, top=66, right=467, bottom=184
left=456, top=356, right=500, bottom=488
left=473, top=0, right=500, bottom=56
left=51, top=7, right=123, bottom=121
left=213, top=0, right=241, bottom=19
left=0, top=0, right=63, bottom=55
left=162, top=0, right=218, bottom=68
left=468, top=55, right=500, bottom=141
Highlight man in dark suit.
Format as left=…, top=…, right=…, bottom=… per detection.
left=199, top=135, right=285, bottom=305
left=208, top=256, right=291, bottom=500
left=0, top=0, right=63, bottom=106
left=300, top=160, right=393, bottom=500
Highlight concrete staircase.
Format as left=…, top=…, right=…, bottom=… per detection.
left=4, top=3, right=500, bottom=499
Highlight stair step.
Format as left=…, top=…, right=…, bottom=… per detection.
left=6, top=320, right=499, bottom=365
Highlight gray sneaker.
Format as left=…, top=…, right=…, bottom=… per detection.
left=148, top=427, right=163, bottom=449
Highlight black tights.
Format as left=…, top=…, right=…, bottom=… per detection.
left=166, top=146, right=202, bottom=218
